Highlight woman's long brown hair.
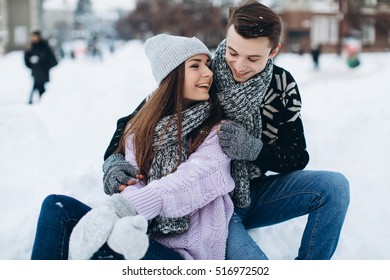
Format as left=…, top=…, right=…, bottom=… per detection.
left=116, top=63, right=224, bottom=181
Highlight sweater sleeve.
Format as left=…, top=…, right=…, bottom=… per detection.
left=24, top=50, right=33, bottom=68
left=121, top=127, right=234, bottom=220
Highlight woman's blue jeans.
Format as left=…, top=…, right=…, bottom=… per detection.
left=226, top=170, right=350, bottom=260
left=30, top=194, right=182, bottom=260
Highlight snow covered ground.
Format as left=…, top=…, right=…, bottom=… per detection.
left=0, top=40, right=389, bottom=260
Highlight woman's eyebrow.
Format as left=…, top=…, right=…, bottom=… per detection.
left=188, top=58, right=211, bottom=62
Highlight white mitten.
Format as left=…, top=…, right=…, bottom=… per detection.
left=69, top=205, right=119, bottom=260
left=69, top=194, right=138, bottom=260
left=107, top=215, right=149, bottom=260
left=30, top=55, right=39, bottom=64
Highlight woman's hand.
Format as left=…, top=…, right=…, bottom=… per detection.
left=118, top=174, right=145, bottom=191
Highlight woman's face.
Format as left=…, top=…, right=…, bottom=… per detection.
left=183, top=54, right=213, bottom=107
left=225, top=25, right=280, bottom=83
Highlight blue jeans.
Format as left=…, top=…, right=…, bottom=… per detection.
left=31, top=194, right=182, bottom=260
left=226, top=170, right=350, bottom=260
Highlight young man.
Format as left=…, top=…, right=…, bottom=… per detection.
left=102, top=0, right=350, bottom=260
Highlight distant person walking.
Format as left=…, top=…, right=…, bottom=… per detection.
left=24, top=30, right=58, bottom=104
left=311, top=43, right=321, bottom=70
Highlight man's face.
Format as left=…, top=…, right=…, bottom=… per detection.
left=225, top=26, right=280, bottom=83
left=31, top=34, right=40, bottom=44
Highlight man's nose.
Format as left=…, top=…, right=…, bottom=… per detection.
left=235, top=58, right=248, bottom=72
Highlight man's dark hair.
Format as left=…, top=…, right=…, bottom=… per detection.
left=227, top=0, right=283, bottom=51
left=31, top=30, right=42, bottom=38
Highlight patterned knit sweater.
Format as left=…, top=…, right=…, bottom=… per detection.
left=252, top=64, right=309, bottom=174
left=120, top=127, right=234, bottom=260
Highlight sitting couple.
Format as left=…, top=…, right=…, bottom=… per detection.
left=31, top=0, right=349, bottom=260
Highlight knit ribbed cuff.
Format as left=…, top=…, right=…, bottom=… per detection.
left=121, top=186, right=162, bottom=220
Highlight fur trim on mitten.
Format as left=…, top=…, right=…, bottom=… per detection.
left=106, top=193, right=138, bottom=218
left=107, top=215, right=149, bottom=260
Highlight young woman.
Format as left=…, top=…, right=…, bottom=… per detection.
left=102, top=0, right=350, bottom=260
left=31, top=34, right=235, bottom=260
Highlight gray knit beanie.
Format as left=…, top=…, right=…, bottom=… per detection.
left=144, top=34, right=212, bottom=85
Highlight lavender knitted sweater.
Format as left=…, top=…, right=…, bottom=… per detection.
left=121, top=127, right=234, bottom=260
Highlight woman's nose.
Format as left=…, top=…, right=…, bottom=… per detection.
left=203, top=67, right=213, bottom=77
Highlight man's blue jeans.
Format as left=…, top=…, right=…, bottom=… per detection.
left=31, top=194, right=182, bottom=260
left=226, top=170, right=350, bottom=260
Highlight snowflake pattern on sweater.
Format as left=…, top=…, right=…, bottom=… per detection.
left=255, top=65, right=309, bottom=174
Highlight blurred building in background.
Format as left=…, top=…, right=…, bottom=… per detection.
left=0, top=0, right=389, bottom=55
left=272, top=0, right=390, bottom=53
left=0, top=0, right=6, bottom=54
left=0, top=0, right=44, bottom=54
left=0, top=0, right=119, bottom=58
left=43, top=1, right=73, bottom=43
left=115, top=0, right=236, bottom=49
left=115, top=0, right=389, bottom=52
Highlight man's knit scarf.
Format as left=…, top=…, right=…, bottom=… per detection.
left=147, top=101, right=211, bottom=235
left=211, top=39, right=273, bottom=208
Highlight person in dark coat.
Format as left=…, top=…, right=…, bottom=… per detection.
left=24, top=30, right=58, bottom=104
left=311, top=43, right=321, bottom=70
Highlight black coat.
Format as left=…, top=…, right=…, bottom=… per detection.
left=24, top=40, right=58, bottom=84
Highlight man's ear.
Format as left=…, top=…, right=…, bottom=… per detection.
left=270, top=43, right=281, bottom=58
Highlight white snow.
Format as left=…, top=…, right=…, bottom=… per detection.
left=0, top=40, right=389, bottom=260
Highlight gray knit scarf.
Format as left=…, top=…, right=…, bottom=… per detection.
left=211, top=39, right=273, bottom=208
left=147, top=101, right=211, bottom=235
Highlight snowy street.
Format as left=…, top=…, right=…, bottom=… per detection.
left=1, top=41, right=389, bottom=259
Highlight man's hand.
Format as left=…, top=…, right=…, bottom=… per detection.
left=218, top=121, right=263, bottom=161
left=118, top=174, right=144, bottom=192
left=103, top=154, right=138, bottom=194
